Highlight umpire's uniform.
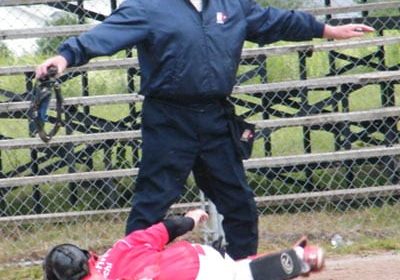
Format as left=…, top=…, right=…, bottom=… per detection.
left=58, top=0, right=325, bottom=260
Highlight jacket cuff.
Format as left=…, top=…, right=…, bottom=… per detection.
left=58, top=49, right=74, bottom=67
left=313, top=21, right=326, bottom=38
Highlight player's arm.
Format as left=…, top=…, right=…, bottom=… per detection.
left=126, top=209, right=208, bottom=249
left=164, top=209, right=209, bottom=242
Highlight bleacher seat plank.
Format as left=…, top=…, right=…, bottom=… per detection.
left=0, top=201, right=206, bottom=223
left=2, top=0, right=398, bottom=15
left=254, top=106, right=400, bottom=129
left=256, top=184, right=400, bottom=206
left=245, top=144, right=400, bottom=169
left=1, top=70, right=399, bottom=112
left=0, top=93, right=142, bottom=112
left=1, top=36, right=398, bottom=77
left=233, top=70, right=400, bottom=95
left=1, top=144, right=400, bottom=188
left=0, top=168, right=139, bottom=188
left=302, top=1, right=400, bottom=16
left=1, top=184, right=398, bottom=223
left=0, top=58, right=139, bottom=76
left=1, top=106, right=400, bottom=149
left=0, top=130, right=141, bottom=150
left=241, top=35, right=400, bottom=58
left=0, top=24, right=94, bottom=40
left=0, top=0, right=77, bottom=6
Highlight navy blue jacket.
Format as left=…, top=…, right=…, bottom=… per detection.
left=59, top=0, right=324, bottom=99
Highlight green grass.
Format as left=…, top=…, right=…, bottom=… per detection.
left=257, top=204, right=400, bottom=254
left=0, top=266, right=42, bottom=280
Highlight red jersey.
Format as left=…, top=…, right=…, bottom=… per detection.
left=85, top=222, right=201, bottom=280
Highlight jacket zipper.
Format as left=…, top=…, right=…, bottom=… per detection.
left=185, top=0, right=214, bottom=91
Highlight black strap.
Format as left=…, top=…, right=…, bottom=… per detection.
left=29, top=67, right=63, bottom=143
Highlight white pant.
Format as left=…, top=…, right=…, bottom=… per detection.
left=195, top=245, right=254, bottom=280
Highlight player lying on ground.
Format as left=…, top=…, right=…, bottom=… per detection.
left=43, top=209, right=324, bottom=280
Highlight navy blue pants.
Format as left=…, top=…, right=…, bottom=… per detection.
left=126, top=97, right=258, bottom=260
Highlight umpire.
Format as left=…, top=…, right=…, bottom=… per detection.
left=36, top=0, right=373, bottom=260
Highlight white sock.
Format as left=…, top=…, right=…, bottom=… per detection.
left=294, top=246, right=304, bottom=260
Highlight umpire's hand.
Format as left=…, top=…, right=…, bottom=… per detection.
left=36, top=55, right=68, bottom=79
left=323, top=24, right=375, bottom=40
left=185, top=209, right=209, bottom=228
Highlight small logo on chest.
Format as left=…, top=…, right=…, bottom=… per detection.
left=216, top=12, right=228, bottom=24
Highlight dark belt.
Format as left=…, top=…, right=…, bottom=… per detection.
left=146, top=94, right=227, bottom=107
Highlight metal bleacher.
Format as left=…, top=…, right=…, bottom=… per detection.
left=1, top=0, right=400, bottom=222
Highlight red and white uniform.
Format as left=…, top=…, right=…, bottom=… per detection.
left=83, top=222, right=253, bottom=280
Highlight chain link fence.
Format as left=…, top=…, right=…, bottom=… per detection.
left=1, top=0, right=400, bottom=267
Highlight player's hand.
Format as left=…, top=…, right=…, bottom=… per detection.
left=35, top=55, right=68, bottom=79
left=323, top=24, right=375, bottom=40
left=185, top=209, right=208, bottom=228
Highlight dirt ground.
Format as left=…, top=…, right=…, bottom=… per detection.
left=307, top=251, right=400, bottom=280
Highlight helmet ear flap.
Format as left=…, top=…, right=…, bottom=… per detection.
left=80, top=250, right=90, bottom=275
left=43, top=246, right=62, bottom=280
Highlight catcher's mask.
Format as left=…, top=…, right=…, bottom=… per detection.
left=28, top=66, right=63, bottom=143
left=43, top=243, right=90, bottom=280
